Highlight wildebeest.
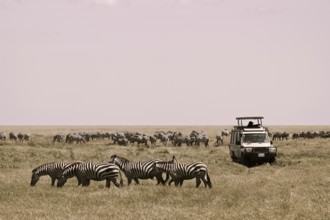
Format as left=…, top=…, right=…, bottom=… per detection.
left=134, top=134, right=149, bottom=146
left=9, top=132, right=17, bottom=141
left=17, top=133, right=30, bottom=142
left=66, top=133, right=86, bottom=144
left=117, top=138, right=129, bottom=146
left=111, top=132, right=126, bottom=144
left=214, top=134, right=223, bottom=146
left=154, top=131, right=169, bottom=146
left=53, top=134, right=64, bottom=144
left=221, top=129, right=230, bottom=137
left=272, top=132, right=289, bottom=141
left=0, top=132, right=6, bottom=141
left=149, top=136, right=157, bottom=146
left=190, top=131, right=209, bottom=147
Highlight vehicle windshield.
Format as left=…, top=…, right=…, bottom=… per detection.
left=242, top=133, right=269, bottom=143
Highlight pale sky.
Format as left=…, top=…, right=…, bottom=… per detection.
left=0, top=0, right=329, bottom=125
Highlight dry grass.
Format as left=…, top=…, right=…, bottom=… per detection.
left=0, top=125, right=329, bottom=220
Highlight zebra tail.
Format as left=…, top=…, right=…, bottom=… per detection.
left=207, top=173, right=212, bottom=188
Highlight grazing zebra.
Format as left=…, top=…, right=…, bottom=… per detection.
left=155, top=156, right=212, bottom=188
left=31, top=161, right=81, bottom=186
left=58, top=162, right=123, bottom=188
left=109, top=155, right=168, bottom=186
left=57, top=161, right=83, bottom=187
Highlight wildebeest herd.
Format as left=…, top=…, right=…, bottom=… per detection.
left=0, top=132, right=30, bottom=142
left=30, top=155, right=212, bottom=189
left=1, top=129, right=329, bottom=147
left=271, top=131, right=330, bottom=140
left=55, top=130, right=213, bottom=147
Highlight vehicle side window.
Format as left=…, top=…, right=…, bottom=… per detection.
left=231, top=132, right=236, bottom=144
left=236, top=133, right=241, bottom=145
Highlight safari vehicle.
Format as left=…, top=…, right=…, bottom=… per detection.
left=229, top=116, right=277, bottom=166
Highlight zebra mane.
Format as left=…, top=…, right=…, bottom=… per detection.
left=111, top=154, right=130, bottom=162
left=32, top=162, right=56, bottom=173
left=156, top=156, right=177, bottom=165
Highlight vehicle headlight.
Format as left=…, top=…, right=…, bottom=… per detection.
left=269, top=147, right=277, bottom=153
left=245, top=147, right=253, bottom=153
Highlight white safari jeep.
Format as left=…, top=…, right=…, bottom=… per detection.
left=229, top=116, right=277, bottom=166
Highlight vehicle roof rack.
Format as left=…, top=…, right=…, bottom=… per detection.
left=235, top=116, right=264, bottom=127
left=236, top=116, right=264, bottom=120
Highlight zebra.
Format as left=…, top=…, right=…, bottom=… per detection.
left=57, top=162, right=83, bottom=187
left=31, top=161, right=82, bottom=186
left=109, top=155, right=168, bottom=186
left=155, top=156, right=212, bottom=188
left=58, top=162, right=123, bottom=188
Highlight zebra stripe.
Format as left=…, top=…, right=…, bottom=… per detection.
left=155, top=157, right=212, bottom=188
left=58, top=162, right=123, bottom=188
left=109, top=155, right=167, bottom=186
left=57, top=161, right=83, bottom=187
left=31, top=161, right=80, bottom=186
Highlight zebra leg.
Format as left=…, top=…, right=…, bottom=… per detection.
left=133, top=178, right=140, bottom=185
left=164, top=173, right=170, bottom=184
left=76, top=177, right=82, bottom=186
left=155, top=174, right=165, bottom=185
left=168, top=178, right=174, bottom=186
left=106, top=179, right=111, bottom=188
left=81, top=178, right=88, bottom=187
left=51, top=177, right=56, bottom=186
left=201, top=177, right=208, bottom=188
left=112, top=179, right=121, bottom=188
left=206, top=173, right=212, bottom=188
left=196, top=178, right=202, bottom=188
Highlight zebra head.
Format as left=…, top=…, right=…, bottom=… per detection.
left=30, top=171, right=40, bottom=186
left=57, top=177, right=67, bottom=187
left=109, top=154, right=118, bottom=164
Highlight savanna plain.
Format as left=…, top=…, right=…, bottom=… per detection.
left=0, top=125, right=329, bottom=220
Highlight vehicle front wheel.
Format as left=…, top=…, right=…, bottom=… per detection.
left=241, top=154, right=251, bottom=167
left=269, top=157, right=276, bottom=164
left=230, top=151, right=237, bottom=161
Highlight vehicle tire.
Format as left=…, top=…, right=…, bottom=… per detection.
left=269, top=157, right=276, bottom=164
left=241, top=154, right=250, bottom=167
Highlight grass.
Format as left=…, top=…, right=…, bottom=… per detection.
left=0, top=125, right=329, bottom=220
